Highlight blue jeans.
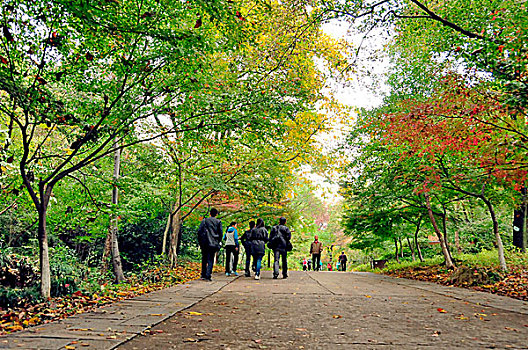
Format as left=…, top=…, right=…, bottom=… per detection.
left=253, top=254, right=264, bottom=276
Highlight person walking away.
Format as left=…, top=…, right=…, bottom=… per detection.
left=197, top=208, right=222, bottom=281
left=240, top=221, right=255, bottom=277
left=310, top=236, right=323, bottom=271
left=338, top=251, right=348, bottom=271
left=223, top=222, right=239, bottom=276
left=307, top=258, right=312, bottom=271
left=248, top=218, right=268, bottom=280
left=268, top=217, right=292, bottom=279
left=302, top=258, right=308, bottom=271
left=327, top=262, right=333, bottom=271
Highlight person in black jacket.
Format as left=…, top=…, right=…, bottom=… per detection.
left=248, top=218, right=268, bottom=280
left=268, top=217, right=292, bottom=279
left=240, top=221, right=255, bottom=277
left=197, top=208, right=222, bottom=281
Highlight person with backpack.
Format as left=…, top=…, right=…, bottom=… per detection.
left=310, top=235, right=323, bottom=271
left=240, top=221, right=255, bottom=277
left=268, top=217, right=292, bottom=279
left=223, top=222, right=239, bottom=276
left=197, top=208, right=222, bottom=281
left=248, top=218, right=268, bottom=280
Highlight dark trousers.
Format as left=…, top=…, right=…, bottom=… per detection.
left=225, top=245, right=239, bottom=273
left=312, top=254, right=321, bottom=271
left=244, top=247, right=252, bottom=275
left=273, top=250, right=288, bottom=278
left=201, top=248, right=216, bottom=279
left=341, top=261, right=347, bottom=271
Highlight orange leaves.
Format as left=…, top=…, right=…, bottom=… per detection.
left=0, top=262, right=203, bottom=336
left=436, top=308, right=447, bottom=313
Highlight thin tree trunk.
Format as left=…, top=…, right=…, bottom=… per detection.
left=399, top=238, right=403, bottom=258
left=454, top=230, right=462, bottom=253
left=37, top=206, right=51, bottom=298
left=425, top=194, right=454, bottom=269
left=109, top=142, right=125, bottom=282
left=168, top=207, right=181, bottom=267
left=407, top=237, right=416, bottom=261
left=161, top=209, right=172, bottom=256
left=414, top=219, right=424, bottom=262
left=394, top=237, right=399, bottom=263
left=482, top=197, right=507, bottom=272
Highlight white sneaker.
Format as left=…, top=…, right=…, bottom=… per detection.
left=254, top=274, right=260, bottom=280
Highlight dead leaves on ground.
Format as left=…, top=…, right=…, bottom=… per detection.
left=0, top=262, right=203, bottom=335
left=385, top=265, right=528, bottom=302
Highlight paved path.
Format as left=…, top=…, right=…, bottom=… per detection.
left=3, top=271, right=528, bottom=349
left=119, top=271, right=528, bottom=350
left=0, top=275, right=234, bottom=350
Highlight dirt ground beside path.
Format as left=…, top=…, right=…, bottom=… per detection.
left=118, top=271, right=528, bottom=350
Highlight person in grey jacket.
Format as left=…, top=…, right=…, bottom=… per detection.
left=248, top=218, right=268, bottom=280
left=197, top=208, right=222, bottom=281
left=268, top=217, right=292, bottom=279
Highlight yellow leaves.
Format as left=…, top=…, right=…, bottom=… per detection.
left=332, top=315, right=342, bottom=319
left=188, top=311, right=203, bottom=316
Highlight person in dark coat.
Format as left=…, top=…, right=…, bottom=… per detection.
left=338, top=251, right=348, bottom=271
left=248, top=218, right=268, bottom=280
left=268, top=217, right=292, bottom=279
left=197, top=208, right=222, bottom=281
left=240, top=221, right=255, bottom=277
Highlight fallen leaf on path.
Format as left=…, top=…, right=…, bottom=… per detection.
left=332, top=315, right=342, bottom=319
left=196, top=332, right=206, bottom=336
left=437, top=308, right=447, bottom=313
left=505, top=327, right=518, bottom=332
left=295, top=328, right=307, bottom=331
left=150, top=314, right=165, bottom=316
left=455, top=314, right=468, bottom=320
left=365, top=295, right=372, bottom=298
left=212, top=329, right=220, bottom=332
left=183, top=338, right=197, bottom=342
left=65, top=346, right=76, bottom=350
left=188, top=312, right=203, bottom=316
left=254, top=339, right=262, bottom=343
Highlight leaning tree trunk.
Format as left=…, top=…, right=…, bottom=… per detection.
left=37, top=206, right=51, bottom=298
left=482, top=197, right=507, bottom=272
left=109, top=142, right=125, bottom=282
left=394, top=237, right=399, bottom=263
left=407, top=237, right=416, bottom=261
left=161, top=210, right=172, bottom=256
left=168, top=207, right=181, bottom=267
left=425, top=194, right=454, bottom=269
left=414, top=220, right=424, bottom=262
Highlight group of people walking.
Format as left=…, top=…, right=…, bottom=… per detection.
left=197, top=209, right=292, bottom=281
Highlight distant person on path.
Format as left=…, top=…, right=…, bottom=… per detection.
left=339, top=252, right=348, bottom=271
left=268, top=217, right=292, bottom=279
left=223, top=222, right=239, bottom=276
left=336, top=261, right=340, bottom=271
left=307, top=258, right=312, bottom=271
left=248, top=218, right=268, bottom=280
left=302, top=258, right=308, bottom=271
left=240, top=221, right=255, bottom=277
left=327, top=262, right=333, bottom=271
left=310, top=236, right=323, bottom=271
left=197, top=208, right=222, bottom=281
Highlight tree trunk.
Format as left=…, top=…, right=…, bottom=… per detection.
left=454, top=230, right=462, bottom=253
left=168, top=207, right=181, bottom=267
left=513, top=188, right=527, bottom=252
left=414, top=220, right=424, bottom=262
left=37, top=206, right=51, bottom=298
left=425, top=194, right=454, bottom=269
left=109, top=142, right=125, bottom=282
left=161, top=209, right=172, bottom=256
left=394, top=237, right=399, bottom=263
left=399, top=238, right=404, bottom=258
left=101, top=231, right=112, bottom=276
left=407, top=237, right=416, bottom=261
left=482, top=197, right=507, bottom=272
